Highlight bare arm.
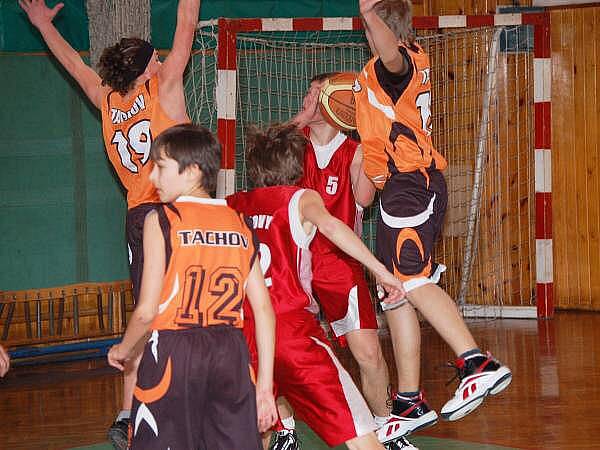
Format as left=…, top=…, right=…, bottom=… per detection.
left=108, top=211, right=164, bottom=370
left=290, top=82, right=319, bottom=129
left=359, top=0, right=409, bottom=75
left=157, top=0, right=201, bottom=121
left=299, top=189, right=405, bottom=301
left=350, top=145, right=376, bottom=208
left=0, top=345, right=9, bottom=377
left=245, top=260, right=277, bottom=432
left=19, top=0, right=104, bottom=108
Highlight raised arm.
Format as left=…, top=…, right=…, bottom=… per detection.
left=19, top=0, right=104, bottom=108
left=359, top=0, right=409, bottom=75
left=159, top=0, right=201, bottom=87
left=350, top=145, right=376, bottom=208
left=244, top=259, right=277, bottom=433
left=299, top=189, right=405, bottom=302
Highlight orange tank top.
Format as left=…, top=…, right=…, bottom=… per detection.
left=151, top=197, right=258, bottom=331
left=101, top=76, right=181, bottom=209
left=354, top=43, right=447, bottom=189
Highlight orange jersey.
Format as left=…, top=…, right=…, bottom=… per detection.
left=101, top=76, right=181, bottom=209
left=151, top=197, right=258, bottom=331
left=354, top=43, right=447, bottom=188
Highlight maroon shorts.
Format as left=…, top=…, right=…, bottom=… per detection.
left=377, top=169, right=447, bottom=293
left=131, top=327, right=261, bottom=450
left=125, top=203, right=159, bottom=302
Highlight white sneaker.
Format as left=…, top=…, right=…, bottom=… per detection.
left=441, top=352, right=512, bottom=421
left=385, top=436, right=420, bottom=450
left=376, top=391, right=438, bottom=443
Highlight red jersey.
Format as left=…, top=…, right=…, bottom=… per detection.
left=298, top=129, right=363, bottom=255
left=151, top=196, right=258, bottom=331
left=101, top=75, right=181, bottom=209
left=354, top=43, right=447, bottom=188
left=227, top=186, right=318, bottom=316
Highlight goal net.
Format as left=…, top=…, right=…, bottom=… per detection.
left=186, top=20, right=537, bottom=318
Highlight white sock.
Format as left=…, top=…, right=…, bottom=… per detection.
left=281, top=416, right=296, bottom=430
left=116, top=410, right=131, bottom=422
left=374, top=415, right=390, bottom=428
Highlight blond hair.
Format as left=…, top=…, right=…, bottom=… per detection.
left=374, top=0, right=415, bottom=45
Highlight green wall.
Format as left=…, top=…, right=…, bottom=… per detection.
left=0, top=55, right=127, bottom=290
left=0, top=0, right=360, bottom=291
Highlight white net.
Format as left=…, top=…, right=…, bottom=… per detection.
left=186, top=23, right=536, bottom=317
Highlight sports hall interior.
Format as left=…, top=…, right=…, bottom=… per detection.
left=1, top=0, right=599, bottom=449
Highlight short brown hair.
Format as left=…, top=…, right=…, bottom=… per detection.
left=97, top=38, right=154, bottom=95
left=310, top=72, right=340, bottom=84
left=246, top=123, right=307, bottom=187
left=374, top=0, right=415, bottom=45
left=151, top=124, right=221, bottom=193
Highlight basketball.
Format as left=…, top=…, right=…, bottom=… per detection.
left=318, top=72, right=359, bottom=131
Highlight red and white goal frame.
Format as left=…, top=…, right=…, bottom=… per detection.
left=211, top=13, right=553, bottom=319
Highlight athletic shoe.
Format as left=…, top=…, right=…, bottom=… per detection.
left=108, top=418, right=130, bottom=450
left=377, top=391, right=438, bottom=443
left=385, top=436, right=420, bottom=450
left=271, top=428, right=301, bottom=450
left=440, top=351, right=512, bottom=421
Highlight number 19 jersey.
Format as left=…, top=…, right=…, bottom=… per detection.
left=150, top=196, right=258, bottom=331
left=101, top=76, right=180, bottom=209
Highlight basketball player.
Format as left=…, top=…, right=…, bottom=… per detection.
left=266, top=74, right=394, bottom=447
left=227, top=123, right=417, bottom=450
left=354, top=0, right=512, bottom=445
left=19, top=1, right=200, bottom=447
left=0, top=345, right=9, bottom=377
left=107, top=124, right=277, bottom=449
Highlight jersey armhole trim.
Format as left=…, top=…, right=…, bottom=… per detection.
left=288, top=189, right=316, bottom=249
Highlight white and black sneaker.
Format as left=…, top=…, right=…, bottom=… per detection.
left=270, top=428, right=301, bottom=450
left=107, top=418, right=129, bottom=450
left=385, top=436, right=420, bottom=450
left=441, top=352, right=512, bottom=421
left=377, top=391, right=438, bottom=443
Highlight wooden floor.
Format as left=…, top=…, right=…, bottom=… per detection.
left=1, top=311, right=599, bottom=450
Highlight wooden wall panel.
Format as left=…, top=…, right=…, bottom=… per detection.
left=552, top=7, right=600, bottom=310
left=419, top=0, right=532, bottom=15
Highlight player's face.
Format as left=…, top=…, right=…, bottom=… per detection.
left=150, top=150, right=187, bottom=202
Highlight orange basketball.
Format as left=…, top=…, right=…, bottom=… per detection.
left=318, top=72, right=359, bottom=131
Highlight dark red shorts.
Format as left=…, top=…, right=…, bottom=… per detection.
left=131, top=327, right=261, bottom=450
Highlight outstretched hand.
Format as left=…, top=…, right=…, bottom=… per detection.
left=18, top=0, right=64, bottom=28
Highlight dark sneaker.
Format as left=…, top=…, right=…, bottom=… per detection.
left=441, top=352, right=512, bottom=421
left=270, top=428, right=301, bottom=450
left=108, top=418, right=130, bottom=450
left=385, top=436, right=420, bottom=450
left=377, top=391, right=438, bottom=443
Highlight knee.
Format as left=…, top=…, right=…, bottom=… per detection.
left=350, top=336, right=386, bottom=371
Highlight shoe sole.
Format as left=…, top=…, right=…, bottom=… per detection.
left=380, top=411, right=438, bottom=443
left=441, top=370, right=513, bottom=422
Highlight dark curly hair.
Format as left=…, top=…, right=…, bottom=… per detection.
left=246, top=123, right=307, bottom=188
left=374, top=0, right=415, bottom=45
left=97, top=38, right=154, bottom=95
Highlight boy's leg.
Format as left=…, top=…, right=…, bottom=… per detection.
left=276, top=312, right=377, bottom=448
left=312, top=253, right=390, bottom=417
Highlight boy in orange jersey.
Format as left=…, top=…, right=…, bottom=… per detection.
left=108, top=124, right=277, bottom=450
left=19, top=1, right=201, bottom=446
left=228, top=123, right=414, bottom=450
left=354, top=1, right=512, bottom=447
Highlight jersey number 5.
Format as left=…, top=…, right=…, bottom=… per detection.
left=326, top=176, right=339, bottom=195
left=111, top=120, right=152, bottom=173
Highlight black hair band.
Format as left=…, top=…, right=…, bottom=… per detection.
left=125, top=40, right=155, bottom=84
